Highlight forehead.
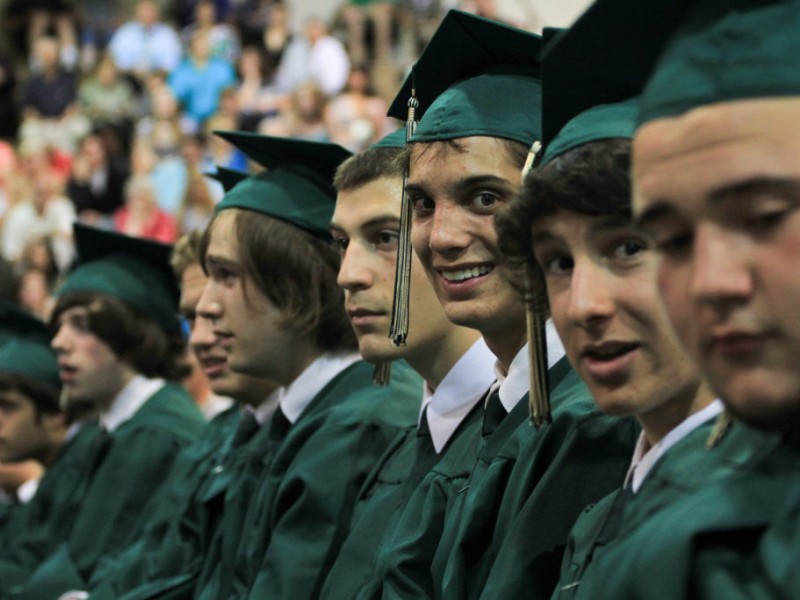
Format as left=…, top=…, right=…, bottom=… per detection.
left=633, top=98, right=800, bottom=218
left=180, top=263, right=207, bottom=308
left=332, top=177, right=403, bottom=231
left=408, top=137, right=520, bottom=182
left=206, top=211, right=239, bottom=258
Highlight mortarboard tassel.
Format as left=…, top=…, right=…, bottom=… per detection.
left=389, top=75, right=419, bottom=347
left=372, top=362, right=392, bottom=386
left=706, top=409, right=733, bottom=449
left=521, top=141, right=551, bottom=428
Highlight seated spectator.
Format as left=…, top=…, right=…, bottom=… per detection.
left=19, top=36, right=89, bottom=153
left=180, top=0, right=240, bottom=64
left=324, top=65, right=392, bottom=151
left=272, top=16, right=350, bottom=97
left=18, top=235, right=60, bottom=283
left=235, top=45, right=280, bottom=130
left=341, top=0, right=394, bottom=66
left=77, top=54, right=138, bottom=129
left=168, top=29, right=236, bottom=131
left=285, top=82, right=330, bottom=141
left=204, top=113, right=247, bottom=170
left=17, top=268, right=54, bottom=321
left=175, top=169, right=216, bottom=234
left=66, top=132, right=130, bottom=225
left=136, top=83, right=187, bottom=159
left=113, top=174, right=177, bottom=243
left=1, top=167, right=75, bottom=271
left=107, top=0, right=182, bottom=83
left=0, top=142, right=18, bottom=230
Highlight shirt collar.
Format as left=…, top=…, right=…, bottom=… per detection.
left=625, top=399, right=724, bottom=493
left=252, top=387, right=283, bottom=425
left=419, top=337, right=496, bottom=453
left=279, top=351, right=361, bottom=424
left=489, top=319, right=566, bottom=414
left=101, top=375, right=165, bottom=432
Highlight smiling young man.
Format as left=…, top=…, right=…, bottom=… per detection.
left=0, top=224, right=207, bottom=598
left=366, top=12, right=637, bottom=600
left=183, top=132, right=421, bottom=600
left=320, top=130, right=496, bottom=600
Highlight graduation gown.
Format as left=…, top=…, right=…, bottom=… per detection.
left=193, top=360, right=422, bottom=600
left=319, top=400, right=484, bottom=600
left=549, top=419, right=786, bottom=600
left=73, top=405, right=242, bottom=598
left=461, top=368, right=640, bottom=600
left=0, top=384, right=206, bottom=598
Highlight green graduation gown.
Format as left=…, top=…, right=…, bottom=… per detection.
left=550, top=418, right=786, bottom=600
left=193, top=359, right=422, bottom=600
left=0, top=384, right=206, bottom=598
left=319, top=399, right=485, bottom=600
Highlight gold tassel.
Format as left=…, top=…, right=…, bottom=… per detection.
left=372, top=362, right=392, bottom=386
left=521, top=141, right=550, bottom=427
left=389, top=75, right=419, bottom=347
left=706, top=409, right=733, bottom=449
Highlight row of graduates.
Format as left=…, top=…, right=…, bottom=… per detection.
left=0, top=1, right=798, bottom=598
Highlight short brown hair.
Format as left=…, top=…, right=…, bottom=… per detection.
left=403, top=137, right=530, bottom=173
left=51, top=292, right=191, bottom=381
left=0, top=372, right=60, bottom=417
left=334, top=146, right=405, bottom=191
left=496, top=138, right=633, bottom=311
left=203, top=209, right=357, bottom=352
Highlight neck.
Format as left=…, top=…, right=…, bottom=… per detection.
left=482, top=328, right=526, bottom=375
left=407, top=326, right=480, bottom=391
left=639, top=381, right=717, bottom=446
left=276, top=339, right=324, bottom=387
left=43, top=428, right=68, bottom=467
left=99, top=369, right=137, bottom=413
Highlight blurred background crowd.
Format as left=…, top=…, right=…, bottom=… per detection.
left=0, top=0, right=586, bottom=326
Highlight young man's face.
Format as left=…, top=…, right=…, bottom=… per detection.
left=198, top=210, right=296, bottom=383
left=332, top=176, right=458, bottom=363
left=180, top=262, right=274, bottom=403
left=0, top=388, right=58, bottom=463
left=51, top=305, right=132, bottom=405
left=407, top=137, right=526, bottom=362
left=633, top=97, right=800, bottom=431
left=532, top=210, right=702, bottom=421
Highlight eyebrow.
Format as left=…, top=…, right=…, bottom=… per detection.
left=708, top=176, right=800, bottom=204
left=633, top=202, right=676, bottom=231
left=405, top=174, right=514, bottom=198
left=330, top=214, right=400, bottom=234
left=533, top=215, right=632, bottom=245
left=204, top=254, right=239, bottom=270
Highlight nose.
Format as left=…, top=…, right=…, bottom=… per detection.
left=427, top=204, right=471, bottom=258
left=566, top=259, right=615, bottom=328
left=690, top=225, right=753, bottom=306
left=50, top=324, right=69, bottom=354
left=189, top=313, right=217, bottom=351
left=337, top=242, right=372, bottom=292
left=196, top=279, right=222, bottom=322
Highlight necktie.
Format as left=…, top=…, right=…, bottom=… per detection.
left=482, top=388, right=506, bottom=436
left=232, top=411, right=260, bottom=448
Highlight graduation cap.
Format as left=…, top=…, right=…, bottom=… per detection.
left=370, top=128, right=406, bottom=150
left=0, top=304, right=60, bottom=391
left=206, top=165, right=249, bottom=193
left=388, top=9, right=543, bottom=146
left=387, top=10, right=544, bottom=358
left=212, top=131, right=352, bottom=239
left=57, top=224, right=181, bottom=334
left=539, top=0, right=695, bottom=145
left=638, top=0, right=800, bottom=125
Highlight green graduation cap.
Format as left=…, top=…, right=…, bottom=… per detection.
left=388, top=9, right=543, bottom=146
left=539, top=0, right=696, bottom=144
left=0, top=304, right=60, bottom=390
left=212, top=131, right=351, bottom=239
left=370, top=128, right=406, bottom=150
left=57, top=224, right=181, bottom=334
left=638, top=0, right=800, bottom=125
left=206, top=166, right=249, bottom=193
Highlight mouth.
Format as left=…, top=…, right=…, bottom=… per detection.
left=709, top=331, right=770, bottom=358
left=347, top=308, right=386, bottom=328
left=58, top=363, right=78, bottom=382
left=438, top=264, right=494, bottom=284
left=580, top=341, right=641, bottom=381
left=199, top=356, right=227, bottom=378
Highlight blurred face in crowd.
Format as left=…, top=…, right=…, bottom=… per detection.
left=0, top=387, right=61, bottom=463
left=634, top=97, right=800, bottom=431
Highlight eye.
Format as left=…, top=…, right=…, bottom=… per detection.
left=470, top=191, right=501, bottom=211
left=541, top=254, right=573, bottom=275
left=374, top=229, right=399, bottom=252
left=654, top=230, right=693, bottom=258
left=333, top=235, right=349, bottom=255
left=410, top=194, right=434, bottom=217
left=611, top=239, right=646, bottom=260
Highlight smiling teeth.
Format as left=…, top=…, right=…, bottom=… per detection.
left=441, top=265, right=493, bottom=282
